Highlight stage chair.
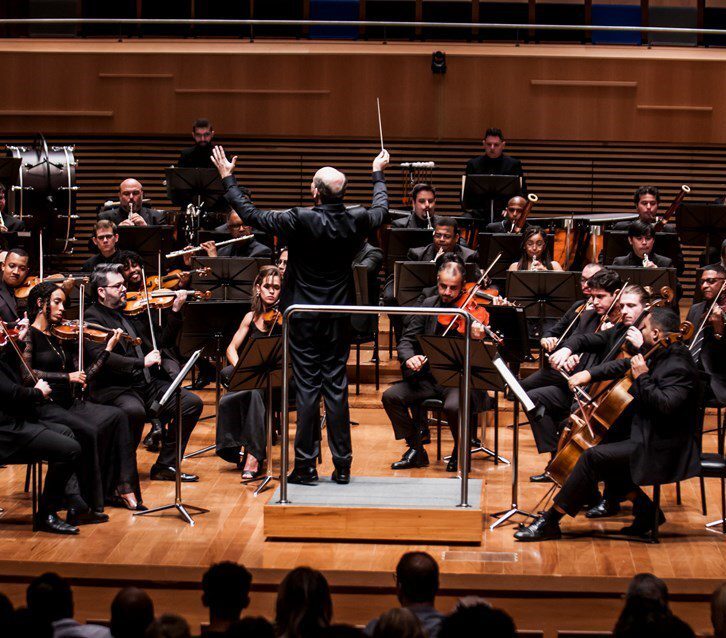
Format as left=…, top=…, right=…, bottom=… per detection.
left=18, top=461, right=43, bottom=532
left=699, top=452, right=726, bottom=534
left=351, top=319, right=380, bottom=395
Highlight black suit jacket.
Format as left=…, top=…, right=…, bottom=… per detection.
left=82, top=251, right=122, bottom=272
left=397, top=295, right=441, bottom=379
left=222, top=172, right=387, bottom=311
left=612, top=251, right=673, bottom=268
left=391, top=213, right=430, bottom=229
left=98, top=206, right=167, bottom=226
left=686, top=301, right=726, bottom=404
left=217, top=238, right=272, bottom=259
left=407, top=243, right=480, bottom=267
left=2, top=215, right=25, bottom=232
left=485, top=219, right=531, bottom=234
left=0, top=280, right=18, bottom=322
left=612, top=220, right=676, bottom=233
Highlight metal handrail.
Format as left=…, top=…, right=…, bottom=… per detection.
left=0, top=18, right=724, bottom=37
left=280, top=304, right=472, bottom=508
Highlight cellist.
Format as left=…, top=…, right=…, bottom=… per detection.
left=382, top=260, right=490, bottom=472
left=515, top=307, right=701, bottom=542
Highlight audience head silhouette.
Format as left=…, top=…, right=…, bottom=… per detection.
left=395, top=552, right=439, bottom=606
left=275, top=567, right=332, bottom=638
left=111, top=587, right=155, bottom=638
left=26, top=572, right=73, bottom=623
left=202, top=561, right=252, bottom=626
left=438, top=604, right=516, bottom=638
left=145, top=613, right=190, bottom=638
left=372, top=608, right=424, bottom=638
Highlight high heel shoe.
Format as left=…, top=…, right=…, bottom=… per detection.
left=241, top=457, right=262, bottom=480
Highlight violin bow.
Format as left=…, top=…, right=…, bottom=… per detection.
left=140, top=268, right=159, bottom=352
left=0, top=319, right=38, bottom=384
left=595, top=279, right=629, bottom=332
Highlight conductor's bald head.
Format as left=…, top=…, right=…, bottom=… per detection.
left=311, top=167, right=347, bottom=204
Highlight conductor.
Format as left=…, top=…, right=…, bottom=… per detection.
left=212, top=145, right=390, bottom=485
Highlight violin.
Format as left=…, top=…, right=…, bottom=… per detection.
left=51, top=320, right=141, bottom=346
left=437, top=282, right=493, bottom=335
left=146, top=267, right=211, bottom=291
left=14, top=274, right=89, bottom=299
left=261, top=307, right=282, bottom=335
left=0, top=320, right=20, bottom=347
left=123, top=289, right=212, bottom=315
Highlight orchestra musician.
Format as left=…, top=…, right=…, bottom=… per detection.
left=0, top=247, right=29, bottom=322
left=0, top=184, right=24, bottom=233
left=276, top=247, right=288, bottom=278
left=516, top=306, right=701, bottom=541
left=508, top=226, right=563, bottom=271
left=611, top=221, right=674, bottom=269
left=98, top=179, right=166, bottom=227
left=686, top=265, right=726, bottom=405
left=178, top=117, right=217, bottom=169
left=382, top=260, right=489, bottom=472
left=82, top=220, right=122, bottom=272
left=522, top=268, right=622, bottom=482
left=84, top=264, right=203, bottom=482
left=485, top=196, right=532, bottom=234
left=22, top=282, right=144, bottom=514
left=391, top=183, right=437, bottom=229
left=465, top=128, right=527, bottom=222
left=216, top=265, right=283, bottom=479
left=212, top=145, right=390, bottom=486
left=351, top=240, right=383, bottom=338
left=181, top=211, right=271, bottom=262
left=612, top=186, right=671, bottom=230
left=0, top=324, right=83, bottom=535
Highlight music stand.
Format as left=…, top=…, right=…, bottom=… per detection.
left=394, top=262, right=478, bottom=306
left=677, top=204, right=726, bottom=259
left=603, top=230, right=681, bottom=268
left=191, top=257, right=270, bottom=301
left=609, top=266, right=678, bottom=307
left=384, top=228, right=433, bottom=273
left=227, top=335, right=288, bottom=495
left=117, top=225, right=176, bottom=272
left=166, top=167, right=227, bottom=244
left=461, top=174, right=522, bottom=223
left=488, top=305, right=532, bottom=364
left=506, top=271, right=582, bottom=330
left=135, top=349, right=209, bottom=526
left=178, top=300, right=249, bottom=455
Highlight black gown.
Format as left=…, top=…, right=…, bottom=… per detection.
left=21, top=327, right=141, bottom=509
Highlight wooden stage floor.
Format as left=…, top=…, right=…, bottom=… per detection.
left=0, top=376, right=724, bottom=634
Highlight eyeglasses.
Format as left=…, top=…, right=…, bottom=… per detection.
left=433, top=232, right=454, bottom=240
left=103, top=282, right=126, bottom=290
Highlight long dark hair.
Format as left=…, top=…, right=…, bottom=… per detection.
left=275, top=567, right=332, bottom=638
left=26, top=282, right=64, bottom=324
left=251, top=265, right=281, bottom=318
left=516, top=226, right=554, bottom=271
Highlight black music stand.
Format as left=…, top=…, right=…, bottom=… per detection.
left=393, top=262, right=478, bottom=306
left=178, top=300, right=249, bottom=456
left=384, top=228, right=433, bottom=273
left=488, top=305, right=532, bottom=365
left=191, top=257, right=270, bottom=301
left=117, top=225, right=176, bottom=272
left=461, top=174, right=522, bottom=223
left=227, top=335, right=287, bottom=495
left=506, top=271, right=581, bottom=328
left=135, top=349, right=208, bottom=526
left=603, top=230, right=681, bottom=268
left=166, top=167, right=227, bottom=242
left=609, top=266, right=678, bottom=307
left=677, top=204, right=726, bottom=260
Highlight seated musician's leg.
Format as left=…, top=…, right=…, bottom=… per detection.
left=383, top=378, right=437, bottom=469
left=441, top=388, right=488, bottom=472
left=526, top=384, right=572, bottom=483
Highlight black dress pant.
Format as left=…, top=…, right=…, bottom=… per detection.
left=521, top=367, right=572, bottom=455
left=290, top=317, right=352, bottom=468
left=5, top=425, right=81, bottom=514
left=382, top=374, right=483, bottom=447
left=109, top=379, right=203, bottom=468
left=217, top=388, right=267, bottom=464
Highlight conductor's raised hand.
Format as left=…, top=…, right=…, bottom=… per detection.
left=212, top=146, right=237, bottom=179
left=372, top=149, right=390, bottom=172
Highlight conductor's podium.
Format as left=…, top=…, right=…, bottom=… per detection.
left=264, top=476, right=484, bottom=544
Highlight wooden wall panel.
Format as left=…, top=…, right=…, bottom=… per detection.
left=0, top=41, right=726, bottom=143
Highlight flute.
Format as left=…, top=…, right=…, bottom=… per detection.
left=166, top=234, right=254, bottom=259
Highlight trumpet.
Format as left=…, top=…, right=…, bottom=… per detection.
left=166, top=234, right=254, bottom=259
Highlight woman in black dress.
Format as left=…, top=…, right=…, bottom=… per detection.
left=21, top=282, right=144, bottom=515
left=216, top=265, right=283, bottom=479
left=508, top=226, right=563, bottom=272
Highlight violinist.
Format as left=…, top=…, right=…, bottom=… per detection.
left=99, top=179, right=167, bottom=227
left=485, top=196, right=532, bottom=234
left=216, top=266, right=284, bottom=479
left=0, top=320, right=83, bottom=535
left=508, top=227, right=563, bottom=272
left=0, top=247, right=29, bottom=322
left=522, top=268, right=622, bottom=482
left=21, top=282, right=144, bottom=514
left=611, top=221, right=674, bottom=269
left=686, top=265, right=726, bottom=405
left=391, top=183, right=437, bottom=229
left=82, top=220, right=122, bottom=272
left=83, top=264, right=203, bottom=482
left=516, top=307, right=701, bottom=541
left=383, top=260, right=489, bottom=472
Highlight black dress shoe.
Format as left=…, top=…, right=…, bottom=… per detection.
left=391, top=447, right=429, bottom=470
left=36, top=512, right=79, bottom=535
left=188, top=374, right=214, bottom=390
left=288, top=466, right=318, bottom=485
left=418, top=427, right=431, bottom=445
left=514, top=514, right=562, bottom=542
left=529, top=472, right=554, bottom=483
left=150, top=464, right=199, bottom=482
left=66, top=508, right=109, bottom=526
left=143, top=421, right=164, bottom=452
left=585, top=498, right=621, bottom=519
left=445, top=456, right=458, bottom=472
left=620, top=510, right=666, bottom=537
left=331, top=467, right=350, bottom=484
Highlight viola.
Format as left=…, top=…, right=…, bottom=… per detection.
left=14, top=274, right=89, bottom=299
left=123, top=289, right=212, bottom=315
left=51, top=320, right=141, bottom=346
left=146, top=267, right=211, bottom=291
